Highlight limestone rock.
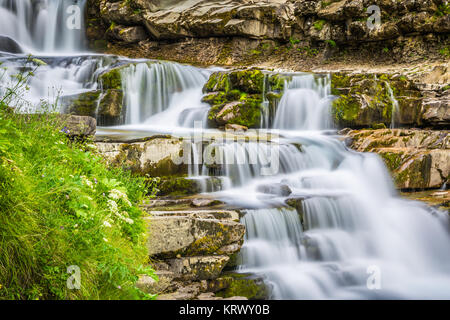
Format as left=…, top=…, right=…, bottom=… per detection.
left=64, top=90, right=101, bottom=118
left=108, top=25, right=148, bottom=43
left=63, top=115, right=97, bottom=137
left=95, top=137, right=188, bottom=176
left=145, top=211, right=245, bottom=257
left=345, top=129, right=449, bottom=189
left=164, top=256, right=230, bottom=281
left=97, top=89, right=124, bottom=126
left=330, top=72, right=449, bottom=129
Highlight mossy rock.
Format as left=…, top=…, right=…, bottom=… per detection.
left=209, top=99, right=263, bottom=128
left=203, top=68, right=265, bottom=94
left=267, top=74, right=290, bottom=92
left=216, top=272, right=269, bottom=300
left=228, top=69, right=265, bottom=94
left=97, top=89, right=124, bottom=126
left=331, top=72, right=423, bottom=129
left=66, top=90, right=101, bottom=117
left=99, top=67, right=123, bottom=90
left=158, top=177, right=201, bottom=196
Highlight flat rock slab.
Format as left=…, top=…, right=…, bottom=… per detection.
left=145, top=210, right=244, bottom=257
left=165, top=256, right=230, bottom=281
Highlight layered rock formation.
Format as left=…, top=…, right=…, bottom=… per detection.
left=344, top=129, right=449, bottom=190
left=134, top=199, right=267, bottom=300
left=86, top=0, right=449, bottom=68
left=330, top=68, right=449, bottom=129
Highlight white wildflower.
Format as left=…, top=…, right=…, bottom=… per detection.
left=107, top=199, right=119, bottom=214
left=81, top=176, right=94, bottom=189
left=109, top=189, right=131, bottom=207
left=103, top=221, right=112, bottom=228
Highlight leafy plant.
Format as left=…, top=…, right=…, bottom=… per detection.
left=325, top=39, right=337, bottom=47
left=0, top=60, right=157, bottom=300
left=439, top=46, right=450, bottom=57
left=313, top=20, right=326, bottom=31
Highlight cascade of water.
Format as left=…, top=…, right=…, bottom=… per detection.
left=120, top=61, right=210, bottom=126
left=385, top=81, right=399, bottom=129
left=0, top=3, right=449, bottom=299
left=233, top=80, right=450, bottom=299
left=273, top=74, right=332, bottom=130
left=0, top=54, right=119, bottom=112
left=0, top=0, right=87, bottom=53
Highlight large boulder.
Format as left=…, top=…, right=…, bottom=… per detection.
left=95, top=137, right=189, bottom=176
left=63, top=115, right=97, bottom=137
left=145, top=210, right=244, bottom=258
left=96, top=89, right=124, bottom=126
left=0, top=35, right=23, bottom=53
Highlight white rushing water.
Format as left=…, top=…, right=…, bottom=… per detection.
left=227, top=76, right=450, bottom=299
left=0, top=0, right=87, bottom=53
left=120, top=61, right=211, bottom=127
left=0, top=1, right=449, bottom=300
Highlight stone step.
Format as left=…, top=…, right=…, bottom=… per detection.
left=145, top=210, right=244, bottom=258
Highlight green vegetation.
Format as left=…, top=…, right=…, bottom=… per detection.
left=313, top=20, right=326, bottom=31
left=435, top=4, right=450, bottom=17
left=439, top=47, right=450, bottom=57
left=0, top=63, right=157, bottom=300
left=289, top=37, right=300, bottom=46
left=325, top=40, right=337, bottom=47
left=216, top=273, right=268, bottom=300
left=99, top=68, right=123, bottom=90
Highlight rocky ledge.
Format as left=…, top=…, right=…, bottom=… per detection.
left=135, top=198, right=267, bottom=300
left=86, top=0, right=449, bottom=69
left=344, top=128, right=449, bottom=190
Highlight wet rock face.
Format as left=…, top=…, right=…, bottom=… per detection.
left=203, top=68, right=289, bottom=128
left=137, top=203, right=248, bottom=299
left=345, top=129, right=449, bottom=190
left=62, top=67, right=127, bottom=125
left=330, top=70, right=449, bottom=129
left=89, top=0, right=449, bottom=45
left=95, top=137, right=188, bottom=176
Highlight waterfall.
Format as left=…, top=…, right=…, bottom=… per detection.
left=0, top=0, right=87, bottom=53
left=1, top=3, right=449, bottom=300
left=120, top=61, right=210, bottom=127
left=385, top=81, right=399, bottom=129
left=231, top=84, right=450, bottom=299
left=273, top=74, right=333, bottom=130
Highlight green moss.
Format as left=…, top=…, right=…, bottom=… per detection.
left=267, top=74, right=290, bottom=92
left=372, top=123, right=387, bottom=129
left=216, top=273, right=269, bottom=300
left=379, top=152, right=404, bottom=172
left=228, top=69, right=265, bottom=94
left=99, top=68, right=123, bottom=90
left=67, top=91, right=101, bottom=117
left=332, top=95, right=361, bottom=124
left=202, top=92, right=226, bottom=105
left=157, top=177, right=200, bottom=196
left=313, top=20, right=326, bottom=31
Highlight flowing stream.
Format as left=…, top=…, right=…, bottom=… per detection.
left=1, top=1, right=449, bottom=300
